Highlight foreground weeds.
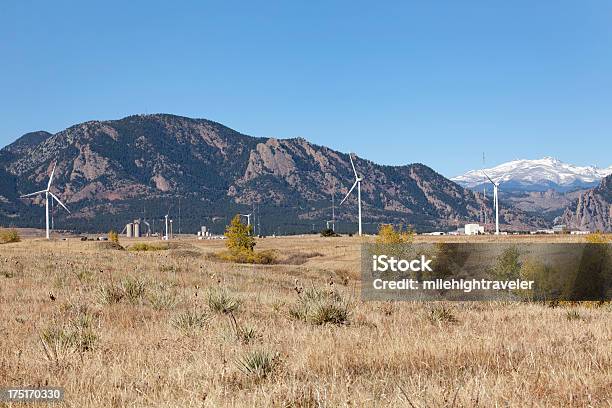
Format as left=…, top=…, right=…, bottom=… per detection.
left=1, top=236, right=610, bottom=407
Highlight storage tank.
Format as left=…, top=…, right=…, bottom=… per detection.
left=126, top=223, right=134, bottom=238
left=133, top=222, right=141, bottom=238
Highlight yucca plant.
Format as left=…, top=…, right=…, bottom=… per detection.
left=289, top=286, right=351, bottom=325
left=235, top=349, right=278, bottom=379
left=206, top=287, right=241, bottom=314
left=171, top=308, right=209, bottom=332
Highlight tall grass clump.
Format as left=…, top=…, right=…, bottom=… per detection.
left=289, top=286, right=352, bottom=325
left=171, top=308, right=210, bottom=332
left=426, top=305, right=459, bottom=325
left=97, top=282, right=125, bottom=304
left=97, top=276, right=147, bottom=304
left=206, top=287, right=241, bottom=314
left=147, top=282, right=181, bottom=310
left=121, top=276, right=147, bottom=303
left=40, top=306, right=99, bottom=365
left=0, top=228, right=20, bottom=244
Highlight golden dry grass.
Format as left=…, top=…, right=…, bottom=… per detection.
left=0, top=235, right=610, bottom=407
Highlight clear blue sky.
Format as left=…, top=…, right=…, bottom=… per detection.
left=1, top=0, right=611, bottom=177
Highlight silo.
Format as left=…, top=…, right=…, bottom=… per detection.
left=134, top=222, right=141, bottom=238
left=126, top=223, right=134, bottom=238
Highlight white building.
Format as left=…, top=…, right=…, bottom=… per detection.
left=465, top=223, right=485, bottom=235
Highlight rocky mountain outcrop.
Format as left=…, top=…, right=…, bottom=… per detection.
left=0, top=114, right=547, bottom=233
left=562, top=175, right=612, bottom=232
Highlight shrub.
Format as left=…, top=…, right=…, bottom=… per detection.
left=320, top=228, right=339, bottom=237
left=289, top=287, right=351, bottom=325
left=492, top=246, right=522, bottom=280
left=206, top=287, right=241, bottom=314
left=0, top=229, right=20, bottom=244
left=217, top=248, right=277, bottom=265
left=128, top=243, right=168, bottom=251
left=586, top=232, right=610, bottom=243
left=235, top=349, right=278, bottom=379
left=249, top=250, right=277, bottom=264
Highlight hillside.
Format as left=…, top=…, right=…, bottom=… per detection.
left=562, top=174, right=612, bottom=232
left=0, top=114, right=546, bottom=234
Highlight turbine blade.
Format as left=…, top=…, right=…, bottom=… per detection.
left=495, top=174, right=506, bottom=185
left=49, top=192, right=70, bottom=213
left=482, top=171, right=495, bottom=185
left=20, top=189, right=48, bottom=198
left=47, top=162, right=57, bottom=190
left=348, top=153, right=358, bottom=179
left=340, top=181, right=358, bottom=205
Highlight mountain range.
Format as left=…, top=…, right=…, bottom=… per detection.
left=452, top=157, right=612, bottom=192
left=0, top=114, right=549, bottom=234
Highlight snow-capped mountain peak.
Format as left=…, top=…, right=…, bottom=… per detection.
left=452, top=157, right=612, bottom=192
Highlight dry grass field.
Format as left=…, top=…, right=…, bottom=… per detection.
left=1, top=234, right=611, bottom=407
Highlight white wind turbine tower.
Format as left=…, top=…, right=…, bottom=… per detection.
left=483, top=171, right=503, bottom=235
left=20, top=162, right=70, bottom=239
left=340, top=152, right=363, bottom=236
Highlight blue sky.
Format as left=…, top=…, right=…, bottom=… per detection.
left=1, top=0, right=611, bottom=177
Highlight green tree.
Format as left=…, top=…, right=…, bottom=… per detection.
left=225, top=215, right=255, bottom=254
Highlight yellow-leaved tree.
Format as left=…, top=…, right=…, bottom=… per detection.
left=376, top=224, right=414, bottom=244
left=225, top=215, right=255, bottom=256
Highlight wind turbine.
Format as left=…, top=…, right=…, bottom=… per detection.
left=20, top=162, right=70, bottom=239
left=340, top=152, right=363, bottom=236
left=483, top=171, right=503, bottom=235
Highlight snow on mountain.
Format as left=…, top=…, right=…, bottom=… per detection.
left=452, top=157, right=612, bottom=191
